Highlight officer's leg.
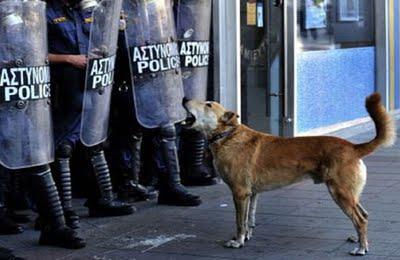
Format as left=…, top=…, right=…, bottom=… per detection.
left=5, top=171, right=31, bottom=225
left=156, top=124, right=202, bottom=206
left=180, top=128, right=217, bottom=186
left=8, top=170, right=30, bottom=211
left=86, top=145, right=135, bottom=217
left=29, top=165, right=85, bottom=249
left=118, top=130, right=158, bottom=201
left=109, top=83, right=157, bottom=201
left=53, top=141, right=79, bottom=229
left=142, top=130, right=160, bottom=193
left=0, top=168, right=23, bottom=235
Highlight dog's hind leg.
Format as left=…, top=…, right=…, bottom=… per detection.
left=358, top=203, right=369, bottom=218
left=327, top=182, right=369, bottom=256
left=347, top=203, right=369, bottom=243
left=225, top=192, right=250, bottom=249
left=246, top=193, right=259, bottom=241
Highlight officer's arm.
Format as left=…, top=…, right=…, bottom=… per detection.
left=48, top=54, right=87, bottom=69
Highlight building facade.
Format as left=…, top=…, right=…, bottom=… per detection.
left=394, top=0, right=400, bottom=109
left=213, top=0, right=400, bottom=137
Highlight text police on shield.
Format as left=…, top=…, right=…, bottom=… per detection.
left=132, top=42, right=181, bottom=75
left=87, top=55, right=116, bottom=90
left=0, top=65, right=51, bottom=102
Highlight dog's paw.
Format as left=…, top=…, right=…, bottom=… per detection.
left=224, top=240, right=244, bottom=249
left=347, top=235, right=358, bottom=243
left=349, top=247, right=368, bottom=256
left=245, top=229, right=253, bottom=241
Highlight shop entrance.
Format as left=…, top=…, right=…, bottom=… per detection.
left=240, top=0, right=285, bottom=135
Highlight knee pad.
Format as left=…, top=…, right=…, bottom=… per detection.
left=56, top=142, right=73, bottom=158
left=160, top=124, right=177, bottom=140
left=131, top=132, right=143, bottom=143
left=87, top=143, right=106, bottom=157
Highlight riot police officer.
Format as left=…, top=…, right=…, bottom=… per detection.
left=82, top=0, right=156, bottom=202
left=0, top=0, right=85, bottom=248
left=46, top=0, right=134, bottom=229
left=174, top=0, right=217, bottom=186
left=121, top=0, right=201, bottom=206
left=109, top=28, right=158, bottom=202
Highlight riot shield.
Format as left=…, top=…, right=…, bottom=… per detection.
left=123, top=0, right=186, bottom=129
left=0, top=0, right=53, bottom=170
left=81, top=0, right=123, bottom=147
left=175, top=0, right=212, bottom=101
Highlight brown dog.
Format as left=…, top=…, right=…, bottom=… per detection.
left=183, top=93, right=396, bottom=256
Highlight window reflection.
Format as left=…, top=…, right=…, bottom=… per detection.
left=297, top=0, right=375, bottom=51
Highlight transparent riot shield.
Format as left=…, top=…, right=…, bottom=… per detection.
left=175, top=0, right=212, bottom=101
left=0, top=0, right=53, bottom=170
left=123, top=0, right=186, bottom=129
left=81, top=0, right=123, bottom=147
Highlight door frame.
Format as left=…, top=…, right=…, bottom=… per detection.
left=283, top=0, right=296, bottom=137
left=214, top=0, right=296, bottom=136
left=213, top=0, right=241, bottom=114
left=375, top=0, right=390, bottom=109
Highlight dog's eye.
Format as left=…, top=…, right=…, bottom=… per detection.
left=206, top=103, right=212, bottom=108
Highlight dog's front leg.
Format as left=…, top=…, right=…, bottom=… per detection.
left=225, top=194, right=250, bottom=249
left=246, top=193, right=259, bottom=241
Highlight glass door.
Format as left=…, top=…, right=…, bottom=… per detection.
left=240, top=0, right=284, bottom=135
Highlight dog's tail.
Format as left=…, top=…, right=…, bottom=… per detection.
left=354, top=93, right=397, bottom=157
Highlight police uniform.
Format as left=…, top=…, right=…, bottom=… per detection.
left=174, top=0, right=217, bottom=186
left=46, top=0, right=134, bottom=229
left=0, top=29, right=25, bottom=235
left=115, top=0, right=201, bottom=207
left=0, top=0, right=85, bottom=249
left=47, top=0, right=92, bottom=146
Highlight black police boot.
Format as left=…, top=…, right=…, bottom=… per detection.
left=181, top=129, right=217, bottom=186
left=6, top=210, right=30, bottom=224
left=0, top=169, right=23, bottom=235
left=118, top=134, right=158, bottom=202
left=8, top=171, right=29, bottom=211
left=31, top=167, right=85, bottom=249
left=5, top=171, right=30, bottom=226
left=88, top=150, right=135, bottom=217
left=54, top=158, right=79, bottom=229
left=0, top=204, right=23, bottom=235
left=146, top=171, right=159, bottom=195
left=54, top=143, right=79, bottom=229
left=157, top=125, right=202, bottom=207
left=0, top=246, right=23, bottom=260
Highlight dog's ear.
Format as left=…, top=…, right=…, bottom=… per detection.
left=221, top=111, right=239, bottom=125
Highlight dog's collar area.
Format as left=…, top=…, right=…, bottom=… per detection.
left=209, top=128, right=236, bottom=145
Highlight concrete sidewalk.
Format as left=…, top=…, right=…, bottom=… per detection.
left=1, top=120, right=399, bottom=260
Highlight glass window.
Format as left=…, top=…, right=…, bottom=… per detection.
left=297, top=0, right=375, bottom=51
